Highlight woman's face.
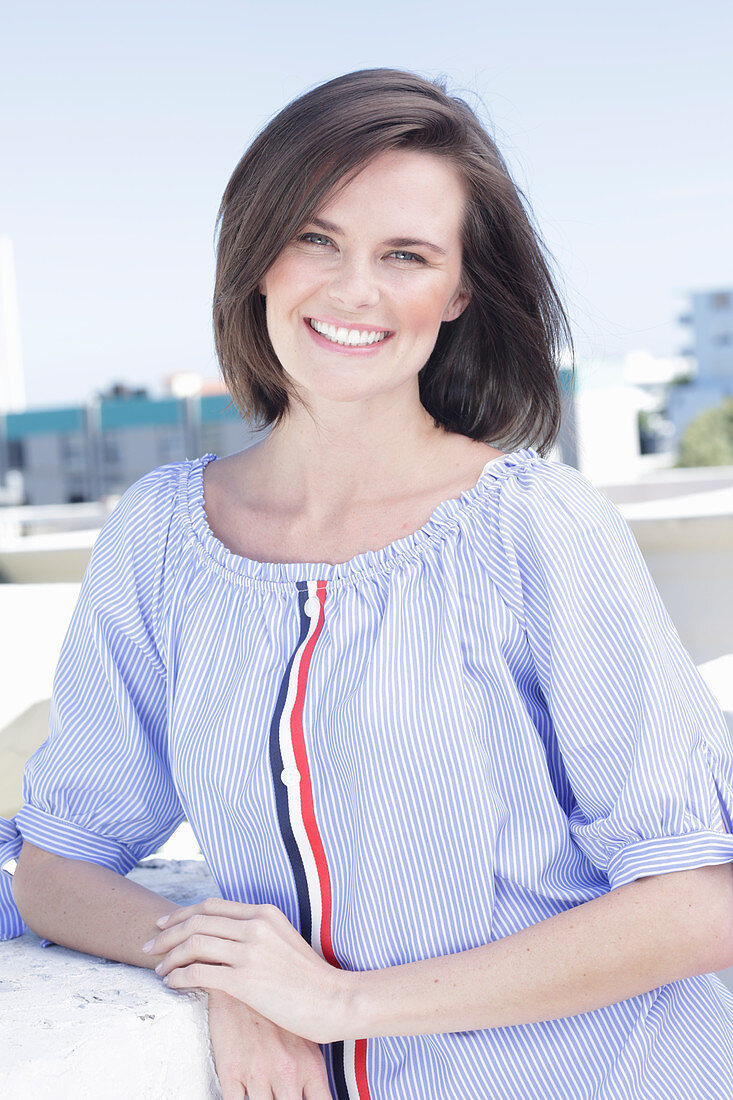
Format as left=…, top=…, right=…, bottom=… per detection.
left=259, top=148, right=470, bottom=411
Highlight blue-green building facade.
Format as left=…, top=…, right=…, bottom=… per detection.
left=0, top=391, right=259, bottom=504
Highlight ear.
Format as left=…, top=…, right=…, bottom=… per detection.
left=442, top=285, right=470, bottom=323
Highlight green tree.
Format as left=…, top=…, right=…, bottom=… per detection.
left=674, top=397, right=733, bottom=467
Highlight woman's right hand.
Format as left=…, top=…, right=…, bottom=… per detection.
left=206, top=988, right=334, bottom=1099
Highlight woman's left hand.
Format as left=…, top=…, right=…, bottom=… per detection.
left=142, top=897, right=353, bottom=1045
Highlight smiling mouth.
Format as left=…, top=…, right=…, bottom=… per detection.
left=307, top=318, right=393, bottom=347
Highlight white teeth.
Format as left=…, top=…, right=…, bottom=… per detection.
left=309, top=319, right=389, bottom=347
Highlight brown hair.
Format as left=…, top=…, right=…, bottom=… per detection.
left=213, top=68, right=573, bottom=455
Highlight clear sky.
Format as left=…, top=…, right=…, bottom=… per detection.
left=2, top=0, right=730, bottom=408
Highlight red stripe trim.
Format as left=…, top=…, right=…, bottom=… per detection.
left=291, top=581, right=373, bottom=1098
left=355, top=1037, right=371, bottom=1098
left=290, top=582, right=337, bottom=963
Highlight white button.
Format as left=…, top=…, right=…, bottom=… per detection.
left=304, top=597, right=320, bottom=618
left=281, top=767, right=301, bottom=787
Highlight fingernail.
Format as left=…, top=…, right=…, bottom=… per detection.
left=142, top=939, right=154, bottom=953
left=156, top=915, right=169, bottom=928
left=162, top=976, right=170, bottom=985
left=155, top=963, right=163, bottom=974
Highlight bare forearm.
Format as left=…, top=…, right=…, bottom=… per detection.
left=345, top=864, right=733, bottom=1041
left=12, top=841, right=177, bottom=968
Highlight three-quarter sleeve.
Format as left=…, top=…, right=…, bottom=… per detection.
left=0, top=463, right=185, bottom=940
left=497, top=459, right=733, bottom=890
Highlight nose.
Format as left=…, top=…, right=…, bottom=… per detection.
left=326, top=255, right=380, bottom=311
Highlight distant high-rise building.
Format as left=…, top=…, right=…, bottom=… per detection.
left=666, top=289, right=733, bottom=443
left=0, top=237, right=26, bottom=414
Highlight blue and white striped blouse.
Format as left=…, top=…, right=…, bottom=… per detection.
left=3, top=445, right=733, bottom=1098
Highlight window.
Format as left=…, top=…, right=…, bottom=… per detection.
left=66, top=473, right=88, bottom=503
left=102, top=436, right=121, bottom=464
left=157, top=430, right=185, bottom=463
left=59, top=434, right=86, bottom=464
left=7, top=439, right=25, bottom=469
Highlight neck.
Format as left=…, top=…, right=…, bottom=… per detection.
left=249, top=394, right=450, bottom=517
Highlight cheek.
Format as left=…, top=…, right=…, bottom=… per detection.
left=263, top=253, right=324, bottom=306
left=402, top=286, right=456, bottom=337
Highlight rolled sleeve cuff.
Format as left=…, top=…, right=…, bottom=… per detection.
left=606, top=831, right=733, bottom=890
left=0, top=818, right=24, bottom=940
left=15, top=804, right=140, bottom=877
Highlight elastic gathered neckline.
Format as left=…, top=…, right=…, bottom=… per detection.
left=183, top=446, right=542, bottom=588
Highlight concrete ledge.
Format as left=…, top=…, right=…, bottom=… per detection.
left=1, top=859, right=222, bottom=1100
left=0, top=530, right=97, bottom=584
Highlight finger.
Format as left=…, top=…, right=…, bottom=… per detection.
left=240, top=1086, right=269, bottom=1100
left=164, top=962, right=235, bottom=995
left=219, top=1081, right=246, bottom=1100
left=272, top=1087, right=305, bottom=1100
left=269, top=1085, right=303, bottom=1100
left=303, top=1079, right=334, bottom=1100
left=156, top=897, right=268, bottom=930
left=145, top=914, right=255, bottom=957
left=156, top=933, right=246, bottom=977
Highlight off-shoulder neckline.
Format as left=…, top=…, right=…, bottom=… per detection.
left=183, top=446, right=543, bottom=588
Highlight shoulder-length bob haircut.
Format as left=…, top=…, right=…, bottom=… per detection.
left=213, top=68, right=573, bottom=455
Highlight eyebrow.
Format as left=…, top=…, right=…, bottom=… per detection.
left=309, top=217, right=447, bottom=257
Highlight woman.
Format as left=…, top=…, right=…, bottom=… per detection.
left=3, top=68, right=733, bottom=1100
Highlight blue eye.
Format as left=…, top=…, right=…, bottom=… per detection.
left=390, top=250, right=425, bottom=264
left=299, top=233, right=331, bottom=247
